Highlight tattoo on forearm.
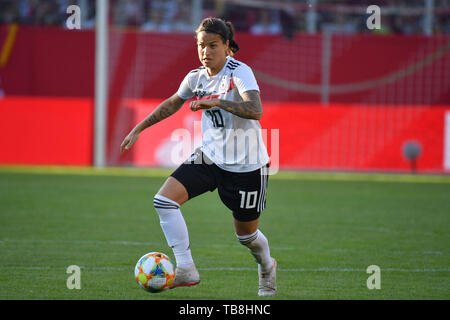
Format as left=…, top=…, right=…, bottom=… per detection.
left=219, top=100, right=260, bottom=119
left=141, top=96, right=183, bottom=129
left=144, top=114, right=158, bottom=127
left=144, top=106, right=171, bottom=127
left=218, top=90, right=262, bottom=119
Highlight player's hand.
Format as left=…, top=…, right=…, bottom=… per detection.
left=190, top=99, right=219, bottom=111
left=120, top=130, right=139, bottom=154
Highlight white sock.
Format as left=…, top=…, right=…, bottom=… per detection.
left=237, top=229, right=272, bottom=272
left=153, top=194, right=194, bottom=269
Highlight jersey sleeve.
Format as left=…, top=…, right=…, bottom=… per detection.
left=232, top=63, right=260, bottom=96
left=176, top=72, right=195, bottom=100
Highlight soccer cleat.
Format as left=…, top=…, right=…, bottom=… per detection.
left=170, top=265, right=200, bottom=289
left=258, top=258, right=277, bottom=297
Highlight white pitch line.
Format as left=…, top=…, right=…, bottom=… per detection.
left=0, top=238, right=162, bottom=247
left=0, top=238, right=296, bottom=251
left=0, top=266, right=448, bottom=273
left=2, top=239, right=447, bottom=256
left=200, top=267, right=450, bottom=273
left=2, top=239, right=448, bottom=273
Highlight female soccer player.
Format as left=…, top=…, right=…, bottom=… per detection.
left=120, top=17, right=276, bottom=296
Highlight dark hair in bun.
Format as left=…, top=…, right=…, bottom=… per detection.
left=195, top=17, right=240, bottom=54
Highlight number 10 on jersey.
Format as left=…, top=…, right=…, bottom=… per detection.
left=239, top=190, right=258, bottom=209
left=206, top=110, right=224, bottom=128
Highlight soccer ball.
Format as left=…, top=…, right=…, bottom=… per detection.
left=134, top=252, right=176, bottom=293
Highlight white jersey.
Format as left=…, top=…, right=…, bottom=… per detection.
left=177, top=56, right=269, bottom=173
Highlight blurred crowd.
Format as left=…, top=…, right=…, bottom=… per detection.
left=0, top=0, right=449, bottom=35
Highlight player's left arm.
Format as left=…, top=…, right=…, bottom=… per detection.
left=218, top=90, right=263, bottom=120
left=190, top=90, right=263, bottom=120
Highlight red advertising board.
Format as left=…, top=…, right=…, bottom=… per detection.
left=116, top=99, right=450, bottom=173
left=0, top=96, right=93, bottom=165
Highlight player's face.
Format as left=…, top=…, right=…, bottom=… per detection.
left=197, top=31, right=229, bottom=76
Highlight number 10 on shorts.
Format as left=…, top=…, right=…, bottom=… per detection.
left=239, top=191, right=258, bottom=209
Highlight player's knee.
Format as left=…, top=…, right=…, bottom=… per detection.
left=233, top=212, right=260, bottom=237
left=157, top=177, right=189, bottom=205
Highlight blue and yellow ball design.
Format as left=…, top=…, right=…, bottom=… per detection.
left=134, top=252, right=175, bottom=293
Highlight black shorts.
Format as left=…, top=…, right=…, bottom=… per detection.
left=171, top=148, right=269, bottom=222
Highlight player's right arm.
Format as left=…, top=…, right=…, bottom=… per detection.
left=120, top=93, right=186, bottom=154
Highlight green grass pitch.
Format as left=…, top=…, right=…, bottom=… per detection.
left=0, top=166, right=449, bottom=299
